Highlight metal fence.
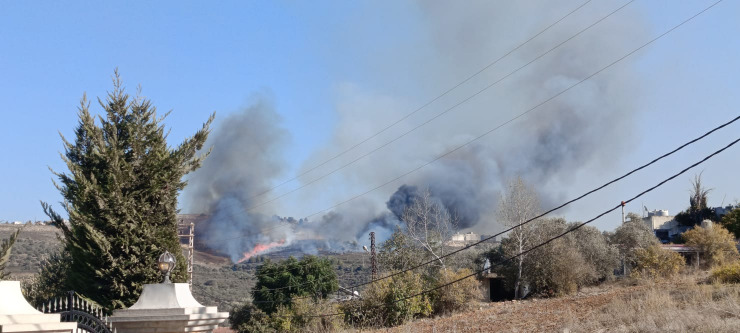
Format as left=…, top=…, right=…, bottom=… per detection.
left=38, top=291, right=114, bottom=333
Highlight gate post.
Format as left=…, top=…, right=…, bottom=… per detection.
left=110, top=283, right=227, bottom=333
left=0, top=281, right=78, bottom=333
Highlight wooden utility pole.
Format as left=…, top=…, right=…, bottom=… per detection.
left=370, top=232, right=377, bottom=280
left=621, top=201, right=626, bottom=224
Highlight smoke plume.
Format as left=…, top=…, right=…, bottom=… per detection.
left=183, top=1, right=648, bottom=260
left=181, top=96, right=295, bottom=262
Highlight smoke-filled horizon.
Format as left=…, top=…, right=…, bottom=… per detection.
left=181, top=1, right=648, bottom=262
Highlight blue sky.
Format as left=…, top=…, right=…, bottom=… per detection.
left=1, top=0, right=738, bottom=233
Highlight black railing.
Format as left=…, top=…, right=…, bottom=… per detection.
left=38, top=291, right=114, bottom=333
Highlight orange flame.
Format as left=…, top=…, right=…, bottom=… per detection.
left=237, top=240, right=286, bottom=263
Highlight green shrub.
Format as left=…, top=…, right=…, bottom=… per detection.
left=289, top=298, right=344, bottom=332
left=229, top=303, right=274, bottom=333
left=253, top=256, right=338, bottom=314
left=631, top=245, right=685, bottom=279
left=711, top=262, right=740, bottom=283
left=230, top=299, right=342, bottom=333
left=341, top=270, right=432, bottom=328
left=429, top=268, right=479, bottom=315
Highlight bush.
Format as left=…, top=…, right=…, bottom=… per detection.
left=683, top=224, right=739, bottom=268
left=608, top=216, right=659, bottom=265
left=527, top=234, right=593, bottom=296
left=720, top=206, right=740, bottom=238
left=252, top=255, right=338, bottom=314
left=23, top=250, right=71, bottom=306
left=230, top=296, right=344, bottom=332
left=429, top=268, right=480, bottom=315
left=341, top=270, right=432, bottom=328
left=288, top=298, right=344, bottom=332
left=711, top=262, right=740, bottom=283
left=229, top=303, right=274, bottom=333
left=499, top=218, right=619, bottom=297
left=631, top=245, right=685, bottom=279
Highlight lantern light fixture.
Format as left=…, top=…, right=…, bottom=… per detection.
left=158, top=251, right=176, bottom=283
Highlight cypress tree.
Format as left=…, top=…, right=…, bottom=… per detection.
left=42, top=71, right=213, bottom=310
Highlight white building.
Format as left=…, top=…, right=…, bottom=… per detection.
left=447, top=232, right=497, bottom=247
left=642, top=210, right=688, bottom=242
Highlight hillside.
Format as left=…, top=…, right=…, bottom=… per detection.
left=1, top=223, right=375, bottom=313
left=0, top=224, right=62, bottom=277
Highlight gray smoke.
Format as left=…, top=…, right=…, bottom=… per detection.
left=181, top=96, right=295, bottom=262
left=183, top=1, right=648, bottom=259
left=296, top=0, right=645, bottom=235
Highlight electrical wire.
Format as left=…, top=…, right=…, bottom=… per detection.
left=293, top=133, right=740, bottom=318
left=207, top=0, right=727, bottom=308
left=219, top=0, right=713, bottom=242
left=245, top=0, right=635, bottom=211
left=247, top=0, right=594, bottom=201
left=344, top=113, right=739, bottom=290
left=255, top=111, right=739, bottom=298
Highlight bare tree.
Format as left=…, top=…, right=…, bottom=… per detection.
left=498, top=176, right=541, bottom=299
left=401, top=188, right=457, bottom=269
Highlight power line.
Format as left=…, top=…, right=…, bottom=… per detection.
left=245, top=0, right=634, bottom=211
left=260, top=124, right=739, bottom=308
left=221, top=0, right=728, bottom=313
left=219, top=0, right=709, bottom=242
left=296, top=133, right=740, bottom=318
left=344, top=113, right=739, bottom=290
left=217, top=0, right=640, bottom=241
left=296, top=0, right=712, bottom=221
left=383, top=136, right=740, bottom=313
left=247, top=0, right=594, bottom=201
left=238, top=112, right=739, bottom=287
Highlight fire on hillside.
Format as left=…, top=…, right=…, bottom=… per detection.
left=236, top=240, right=286, bottom=264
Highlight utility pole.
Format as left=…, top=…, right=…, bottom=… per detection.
left=177, top=220, right=195, bottom=288
left=370, top=232, right=377, bottom=280
left=621, top=201, right=626, bottom=224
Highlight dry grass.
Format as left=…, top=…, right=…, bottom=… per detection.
left=357, top=275, right=740, bottom=333
left=564, top=279, right=740, bottom=332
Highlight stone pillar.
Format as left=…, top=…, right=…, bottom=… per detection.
left=110, top=283, right=228, bottom=333
left=0, top=281, right=78, bottom=333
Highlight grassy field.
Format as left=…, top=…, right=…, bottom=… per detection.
left=365, top=275, right=740, bottom=333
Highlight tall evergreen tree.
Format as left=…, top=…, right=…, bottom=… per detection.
left=42, top=71, right=213, bottom=310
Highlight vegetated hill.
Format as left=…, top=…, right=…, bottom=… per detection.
left=1, top=222, right=375, bottom=313
left=192, top=251, right=373, bottom=313
left=0, top=224, right=62, bottom=277
left=371, top=276, right=740, bottom=333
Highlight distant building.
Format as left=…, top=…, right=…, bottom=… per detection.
left=447, top=232, right=497, bottom=247
left=714, top=204, right=739, bottom=219
left=642, top=210, right=689, bottom=243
